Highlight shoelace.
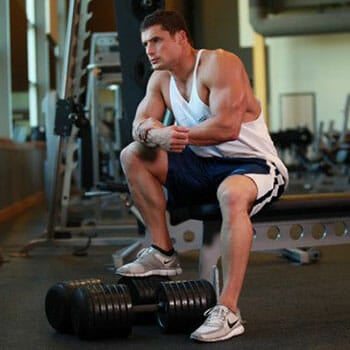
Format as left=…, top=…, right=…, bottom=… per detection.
left=203, top=306, right=229, bottom=327
left=136, top=247, right=151, bottom=259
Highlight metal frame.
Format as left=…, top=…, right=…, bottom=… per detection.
left=204, top=215, right=350, bottom=280
left=128, top=196, right=350, bottom=281
left=16, top=2, right=139, bottom=260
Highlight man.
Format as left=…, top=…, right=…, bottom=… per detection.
left=117, top=10, right=288, bottom=342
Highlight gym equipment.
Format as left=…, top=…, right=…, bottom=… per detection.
left=169, top=193, right=350, bottom=279
left=45, top=275, right=170, bottom=334
left=14, top=0, right=97, bottom=257
left=97, top=179, right=350, bottom=280
left=70, top=279, right=217, bottom=339
left=131, top=0, right=164, bottom=21
left=16, top=7, right=141, bottom=260
left=118, top=275, right=170, bottom=305
left=156, top=279, right=217, bottom=333
left=45, top=278, right=103, bottom=333
left=280, top=247, right=321, bottom=264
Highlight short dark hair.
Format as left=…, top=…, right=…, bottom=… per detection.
left=140, top=10, right=193, bottom=45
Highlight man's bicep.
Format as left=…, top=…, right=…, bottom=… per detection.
left=209, top=84, right=246, bottom=123
left=208, top=62, right=247, bottom=121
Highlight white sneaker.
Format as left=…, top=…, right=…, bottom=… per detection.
left=115, top=247, right=182, bottom=277
left=190, top=305, right=245, bottom=342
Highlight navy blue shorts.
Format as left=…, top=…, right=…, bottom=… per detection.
left=165, top=147, right=284, bottom=213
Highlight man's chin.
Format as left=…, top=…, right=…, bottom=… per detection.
left=151, top=63, right=165, bottom=70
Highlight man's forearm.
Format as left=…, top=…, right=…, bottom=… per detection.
left=188, top=123, right=238, bottom=146
left=132, top=118, right=163, bottom=146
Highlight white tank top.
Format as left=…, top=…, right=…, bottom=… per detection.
left=169, top=49, right=288, bottom=182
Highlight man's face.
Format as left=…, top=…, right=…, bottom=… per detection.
left=141, top=25, right=182, bottom=70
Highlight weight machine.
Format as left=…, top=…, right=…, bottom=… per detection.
left=16, top=0, right=166, bottom=258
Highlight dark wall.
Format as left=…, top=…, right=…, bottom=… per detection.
left=191, top=0, right=253, bottom=79
left=114, top=0, right=165, bottom=147
left=11, top=0, right=27, bottom=91
left=88, top=0, right=116, bottom=32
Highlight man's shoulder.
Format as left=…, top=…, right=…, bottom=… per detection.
left=150, top=70, right=171, bottom=82
left=147, top=70, right=171, bottom=92
left=202, top=49, right=242, bottom=66
left=198, top=49, right=244, bottom=82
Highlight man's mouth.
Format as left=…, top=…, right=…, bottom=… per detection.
left=150, top=58, right=159, bottom=65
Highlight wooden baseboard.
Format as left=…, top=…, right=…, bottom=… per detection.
left=0, top=192, right=45, bottom=223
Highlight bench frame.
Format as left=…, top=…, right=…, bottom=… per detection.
left=139, top=193, right=350, bottom=280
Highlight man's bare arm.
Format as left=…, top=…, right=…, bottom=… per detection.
left=134, top=72, right=190, bottom=152
left=132, top=72, right=167, bottom=145
left=188, top=50, right=254, bottom=146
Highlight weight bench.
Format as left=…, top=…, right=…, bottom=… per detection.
left=102, top=183, right=350, bottom=280
left=139, top=193, right=350, bottom=281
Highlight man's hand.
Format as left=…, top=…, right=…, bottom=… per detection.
left=148, top=125, right=189, bottom=152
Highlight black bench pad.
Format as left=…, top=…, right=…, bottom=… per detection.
left=168, top=193, right=350, bottom=225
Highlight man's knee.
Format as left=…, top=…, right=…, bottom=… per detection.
left=217, top=176, right=257, bottom=212
left=120, top=142, right=150, bottom=169
left=120, top=142, right=136, bottom=172
left=120, top=142, right=167, bottom=182
left=218, top=188, right=247, bottom=211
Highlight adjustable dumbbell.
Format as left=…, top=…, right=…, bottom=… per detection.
left=70, top=279, right=217, bottom=340
left=45, top=275, right=169, bottom=334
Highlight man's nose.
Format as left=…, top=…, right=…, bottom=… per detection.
left=146, top=44, right=154, bottom=56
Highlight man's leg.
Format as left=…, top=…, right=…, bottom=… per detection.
left=217, top=175, right=257, bottom=312
left=120, top=141, right=172, bottom=250
left=116, top=142, right=182, bottom=277
left=191, top=174, right=257, bottom=342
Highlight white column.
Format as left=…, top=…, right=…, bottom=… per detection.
left=26, top=0, right=39, bottom=129
left=26, top=0, right=51, bottom=131
left=56, top=0, right=67, bottom=94
left=35, top=0, right=50, bottom=127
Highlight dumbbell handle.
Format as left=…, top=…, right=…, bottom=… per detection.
left=132, top=302, right=164, bottom=313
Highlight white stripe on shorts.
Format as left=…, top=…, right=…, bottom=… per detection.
left=245, top=160, right=286, bottom=217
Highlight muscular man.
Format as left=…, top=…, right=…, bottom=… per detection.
left=117, top=10, right=288, bottom=342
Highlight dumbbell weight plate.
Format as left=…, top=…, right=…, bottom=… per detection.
left=118, top=275, right=170, bottom=304
left=177, top=280, right=215, bottom=331
left=194, top=279, right=213, bottom=309
left=157, top=281, right=175, bottom=331
left=45, top=278, right=102, bottom=333
left=187, top=280, right=215, bottom=327
left=157, top=279, right=217, bottom=333
left=71, top=283, right=132, bottom=340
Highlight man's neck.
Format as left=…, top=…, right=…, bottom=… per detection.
left=170, top=47, right=198, bottom=83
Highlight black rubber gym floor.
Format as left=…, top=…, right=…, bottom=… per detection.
left=1, top=203, right=350, bottom=349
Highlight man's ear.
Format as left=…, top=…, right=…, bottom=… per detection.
left=175, top=29, right=188, bottom=44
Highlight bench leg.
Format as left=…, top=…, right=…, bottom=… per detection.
left=281, top=248, right=321, bottom=264
left=199, top=231, right=221, bottom=282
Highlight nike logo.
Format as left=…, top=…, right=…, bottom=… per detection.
left=198, top=115, right=209, bottom=122
left=163, top=259, right=172, bottom=264
left=227, top=319, right=239, bottom=329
